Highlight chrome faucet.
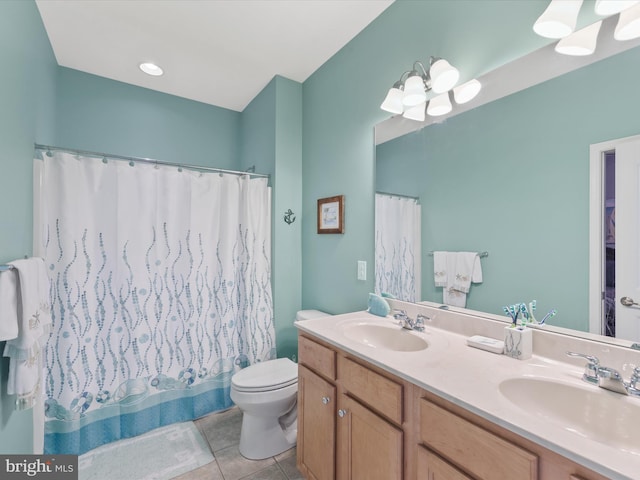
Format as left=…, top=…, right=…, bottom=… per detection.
left=566, top=351, right=599, bottom=384
left=566, top=351, right=640, bottom=397
left=393, top=309, right=427, bottom=332
left=597, top=367, right=629, bottom=395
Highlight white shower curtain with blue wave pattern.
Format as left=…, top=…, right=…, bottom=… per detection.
left=34, top=151, right=275, bottom=455
left=375, top=193, right=421, bottom=302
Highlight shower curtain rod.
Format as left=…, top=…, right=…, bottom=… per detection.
left=376, top=191, right=420, bottom=201
left=34, top=144, right=270, bottom=179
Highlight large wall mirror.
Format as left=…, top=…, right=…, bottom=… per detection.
left=374, top=27, right=640, bottom=347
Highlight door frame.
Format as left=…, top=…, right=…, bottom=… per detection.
left=589, top=133, right=640, bottom=336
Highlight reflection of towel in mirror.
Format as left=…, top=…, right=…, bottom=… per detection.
left=2, top=258, right=51, bottom=410
left=452, top=252, right=483, bottom=293
left=0, top=268, right=19, bottom=341
left=433, top=251, right=447, bottom=287
left=438, top=252, right=483, bottom=308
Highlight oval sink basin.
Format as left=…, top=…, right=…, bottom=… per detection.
left=341, top=322, right=429, bottom=352
left=499, top=377, right=640, bottom=453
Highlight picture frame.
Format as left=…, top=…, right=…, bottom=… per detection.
left=317, top=195, right=344, bottom=234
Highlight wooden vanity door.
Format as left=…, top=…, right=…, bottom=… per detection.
left=417, top=447, right=472, bottom=480
left=336, top=394, right=403, bottom=480
left=298, top=365, right=336, bottom=480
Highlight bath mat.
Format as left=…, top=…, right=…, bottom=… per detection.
left=79, top=422, right=214, bottom=480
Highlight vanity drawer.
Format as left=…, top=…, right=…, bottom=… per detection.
left=298, top=335, right=336, bottom=380
left=338, top=355, right=403, bottom=425
left=419, top=398, right=538, bottom=480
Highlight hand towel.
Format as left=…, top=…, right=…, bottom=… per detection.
left=433, top=251, right=447, bottom=287
left=2, top=257, right=51, bottom=410
left=452, top=252, right=483, bottom=293
left=443, top=286, right=468, bottom=307
left=441, top=252, right=467, bottom=307
left=0, top=268, right=19, bottom=341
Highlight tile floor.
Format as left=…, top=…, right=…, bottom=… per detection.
left=173, top=407, right=304, bottom=480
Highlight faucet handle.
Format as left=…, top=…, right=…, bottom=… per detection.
left=628, top=367, right=640, bottom=394
left=414, top=314, right=429, bottom=332
left=393, top=309, right=407, bottom=318
left=566, top=351, right=600, bottom=384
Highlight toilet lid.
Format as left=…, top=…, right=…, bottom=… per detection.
left=232, top=358, right=298, bottom=392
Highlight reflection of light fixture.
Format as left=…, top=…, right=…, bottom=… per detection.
left=139, top=62, right=164, bottom=76
left=615, top=2, right=640, bottom=39
left=555, top=20, right=602, bottom=55
left=453, top=79, right=482, bottom=104
left=380, top=57, right=480, bottom=121
left=533, top=0, right=583, bottom=38
left=403, top=102, right=426, bottom=121
left=535, top=0, right=640, bottom=54
left=426, top=93, right=452, bottom=116
left=595, top=0, right=639, bottom=15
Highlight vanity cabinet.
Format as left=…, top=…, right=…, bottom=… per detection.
left=298, top=364, right=336, bottom=480
left=416, top=395, right=538, bottom=479
left=297, top=335, right=337, bottom=480
left=336, top=393, right=403, bottom=479
left=415, top=388, right=609, bottom=480
left=297, top=331, right=609, bottom=480
left=297, top=334, right=411, bottom=480
left=417, top=447, right=472, bottom=480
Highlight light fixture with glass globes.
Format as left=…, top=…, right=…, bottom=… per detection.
left=380, top=57, right=481, bottom=121
left=533, top=0, right=640, bottom=56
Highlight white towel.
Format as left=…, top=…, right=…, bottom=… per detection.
left=433, top=251, right=447, bottom=287
left=443, top=286, right=468, bottom=307
left=2, top=257, right=51, bottom=410
left=452, top=252, right=483, bottom=293
left=0, top=268, right=19, bottom=341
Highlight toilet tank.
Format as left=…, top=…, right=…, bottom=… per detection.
left=296, top=309, right=329, bottom=321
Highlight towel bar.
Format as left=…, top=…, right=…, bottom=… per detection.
left=429, top=251, right=488, bottom=258
left=0, top=264, right=15, bottom=272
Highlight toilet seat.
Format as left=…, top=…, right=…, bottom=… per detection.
left=232, top=358, right=298, bottom=393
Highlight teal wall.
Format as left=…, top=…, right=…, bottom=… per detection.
left=0, top=0, right=58, bottom=455
left=376, top=46, right=640, bottom=331
left=55, top=68, right=241, bottom=168
left=299, top=1, right=615, bottom=315
left=272, top=77, right=303, bottom=360
left=300, top=0, right=558, bottom=315
left=241, top=76, right=303, bottom=360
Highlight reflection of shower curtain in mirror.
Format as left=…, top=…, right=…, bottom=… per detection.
left=34, top=151, right=275, bottom=455
left=375, top=194, right=421, bottom=302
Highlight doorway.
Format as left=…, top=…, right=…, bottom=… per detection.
left=590, top=134, right=640, bottom=342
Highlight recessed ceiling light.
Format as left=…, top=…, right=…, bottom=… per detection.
left=139, top=62, right=163, bottom=76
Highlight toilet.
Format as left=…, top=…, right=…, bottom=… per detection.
left=230, top=309, right=329, bottom=460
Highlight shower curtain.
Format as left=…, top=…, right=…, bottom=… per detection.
left=34, top=151, right=275, bottom=455
left=375, top=193, right=421, bottom=302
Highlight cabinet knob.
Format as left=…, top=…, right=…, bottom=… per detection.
left=321, top=396, right=331, bottom=405
left=338, top=409, right=347, bottom=418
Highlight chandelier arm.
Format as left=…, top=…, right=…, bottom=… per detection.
left=413, top=61, right=429, bottom=77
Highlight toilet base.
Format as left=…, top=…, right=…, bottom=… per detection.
left=238, top=412, right=297, bottom=460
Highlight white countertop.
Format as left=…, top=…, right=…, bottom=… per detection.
left=295, top=310, right=640, bottom=480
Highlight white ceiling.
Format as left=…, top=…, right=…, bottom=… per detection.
left=35, top=0, right=394, bottom=112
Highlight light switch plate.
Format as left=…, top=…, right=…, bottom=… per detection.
left=357, top=260, right=366, bottom=280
